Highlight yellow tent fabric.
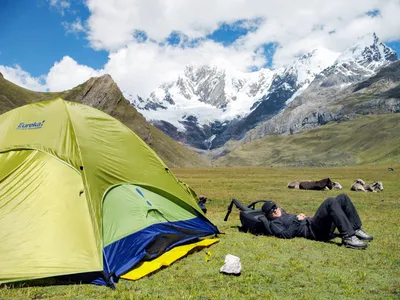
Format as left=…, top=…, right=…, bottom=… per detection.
left=0, top=98, right=218, bottom=285
left=121, top=238, right=219, bottom=280
left=0, top=150, right=99, bottom=282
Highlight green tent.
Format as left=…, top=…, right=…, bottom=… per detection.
left=0, top=98, right=219, bottom=286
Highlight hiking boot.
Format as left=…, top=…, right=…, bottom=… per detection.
left=342, top=235, right=368, bottom=249
left=355, top=229, right=373, bottom=241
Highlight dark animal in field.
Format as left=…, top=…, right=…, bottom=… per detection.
left=299, top=178, right=333, bottom=190
left=287, top=180, right=309, bottom=189
left=288, top=179, right=341, bottom=190
left=350, top=179, right=384, bottom=192
left=388, top=168, right=394, bottom=171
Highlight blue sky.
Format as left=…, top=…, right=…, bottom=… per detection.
left=1, top=0, right=400, bottom=97
left=0, top=0, right=107, bottom=76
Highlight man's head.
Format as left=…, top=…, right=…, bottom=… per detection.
left=262, top=201, right=282, bottom=220
left=198, top=195, right=207, bottom=203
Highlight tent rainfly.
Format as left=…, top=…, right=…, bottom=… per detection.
left=0, top=98, right=219, bottom=287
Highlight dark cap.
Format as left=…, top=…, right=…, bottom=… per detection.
left=262, top=201, right=277, bottom=214
left=198, top=195, right=207, bottom=203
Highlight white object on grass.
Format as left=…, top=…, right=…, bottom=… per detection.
left=220, top=254, right=242, bottom=275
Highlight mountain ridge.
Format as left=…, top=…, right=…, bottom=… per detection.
left=129, top=32, right=398, bottom=150
left=243, top=53, right=400, bottom=143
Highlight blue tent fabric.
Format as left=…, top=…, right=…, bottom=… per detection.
left=92, top=218, right=218, bottom=285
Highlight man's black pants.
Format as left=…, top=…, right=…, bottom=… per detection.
left=309, top=194, right=362, bottom=240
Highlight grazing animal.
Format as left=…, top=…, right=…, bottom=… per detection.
left=287, top=180, right=300, bottom=189
left=350, top=179, right=367, bottom=191
left=364, top=181, right=384, bottom=192
left=354, top=179, right=366, bottom=185
left=287, top=180, right=310, bottom=189
left=350, top=179, right=384, bottom=192
left=299, top=178, right=333, bottom=191
left=332, top=182, right=343, bottom=190
left=288, top=179, right=341, bottom=190
left=388, top=167, right=394, bottom=171
left=350, top=182, right=365, bottom=192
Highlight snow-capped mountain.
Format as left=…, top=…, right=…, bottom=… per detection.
left=207, top=47, right=340, bottom=149
left=338, top=32, right=397, bottom=67
left=316, top=32, right=397, bottom=88
left=131, top=65, right=277, bottom=131
left=242, top=33, right=399, bottom=142
left=283, top=47, right=340, bottom=103
left=128, top=32, right=398, bottom=150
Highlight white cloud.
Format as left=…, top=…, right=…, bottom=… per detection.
left=1, top=57, right=104, bottom=93
left=0, top=65, right=47, bottom=91
left=3, top=0, right=400, bottom=100
left=46, top=56, right=104, bottom=91
left=231, top=0, right=400, bottom=67
left=104, top=40, right=267, bottom=97
left=83, top=0, right=399, bottom=52
left=62, top=17, right=85, bottom=35
left=48, top=0, right=71, bottom=16
left=85, top=0, right=260, bottom=51
left=83, top=0, right=400, bottom=93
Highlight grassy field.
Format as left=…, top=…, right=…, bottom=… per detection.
left=215, top=114, right=400, bottom=167
left=1, top=165, right=399, bottom=299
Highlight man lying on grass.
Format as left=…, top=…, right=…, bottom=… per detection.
left=262, top=194, right=373, bottom=249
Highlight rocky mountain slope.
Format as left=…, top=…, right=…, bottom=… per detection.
left=244, top=44, right=400, bottom=142
left=0, top=75, right=209, bottom=167
left=128, top=48, right=338, bottom=149
left=130, top=33, right=399, bottom=151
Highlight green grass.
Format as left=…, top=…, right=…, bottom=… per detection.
left=216, top=114, right=400, bottom=167
left=1, top=165, right=399, bottom=299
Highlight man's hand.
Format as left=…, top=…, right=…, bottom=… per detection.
left=297, top=213, right=307, bottom=220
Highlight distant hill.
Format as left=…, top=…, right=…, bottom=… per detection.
left=0, top=74, right=210, bottom=167
left=214, top=114, right=400, bottom=167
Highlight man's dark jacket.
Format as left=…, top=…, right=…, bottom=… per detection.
left=269, top=210, right=313, bottom=239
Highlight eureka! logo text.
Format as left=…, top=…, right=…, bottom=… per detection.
left=16, top=120, right=46, bottom=130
